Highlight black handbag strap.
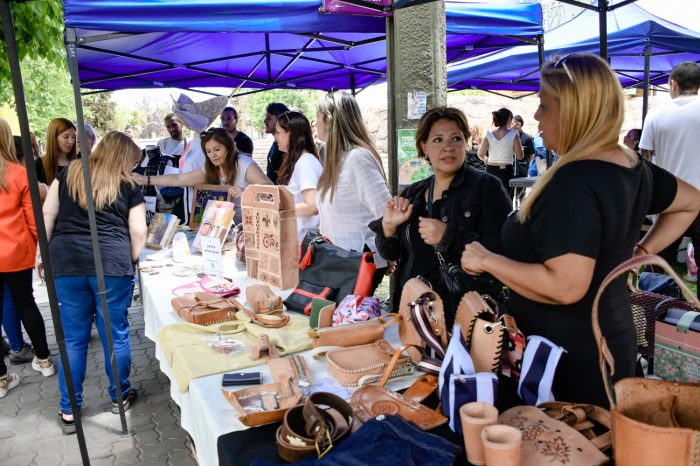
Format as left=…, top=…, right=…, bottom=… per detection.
left=427, top=178, right=448, bottom=264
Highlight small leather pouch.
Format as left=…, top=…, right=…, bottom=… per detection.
left=246, top=284, right=283, bottom=313
left=308, top=314, right=399, bottom=350
left=170, top=292, right=238, bottom=325
left=351, top=345, right=447, bottom=430
left=326, top=340, right=413, bottom=387
left=309, top=298, right=335, bottom=329
left=283, top=280, right=338, bottom=315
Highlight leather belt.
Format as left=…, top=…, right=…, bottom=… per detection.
left=487, top=163, right=510, bottom=169
left=276, top=392, right=354, bottom=462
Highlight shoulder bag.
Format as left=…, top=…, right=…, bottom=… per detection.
left=325, top=340, right=414, bottom=387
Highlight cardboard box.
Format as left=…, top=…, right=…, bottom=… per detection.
left=241, top=186, right=299, bottom=289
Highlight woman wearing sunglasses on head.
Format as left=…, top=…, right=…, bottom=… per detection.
left=131, top=128, right=271, bottom=223
left=274, top=111, right=323, bottom=241
left=460, top=54, right=700, bottom=408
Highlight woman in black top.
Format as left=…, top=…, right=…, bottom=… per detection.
left=461, top=54, right=700, bottom=407
left=369, top=107, right=511, bottom=326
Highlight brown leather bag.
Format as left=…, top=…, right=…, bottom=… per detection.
left=246, top=284, right=283, bottom=313
left=398, top=278, right=448, bottom=363
left=455, top=292, right=504, bottom=373
left=170, top=292, right=238, bottom=325
left=326, top=340, right=413, bottom=387
left=592, top=254, right=700, bottom=466
left=308, top=314, right=400, bottom=350
left=351, top=345, right=448, bottom=430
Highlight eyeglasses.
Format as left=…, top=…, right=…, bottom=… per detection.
left=553, top=55, right=575, bottom=84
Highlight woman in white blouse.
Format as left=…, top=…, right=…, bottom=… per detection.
left=274, top=111, right=323, bottom=241
left=478, top=107, right=524, bottom=196
left=315, top=91, right=391, bottom=290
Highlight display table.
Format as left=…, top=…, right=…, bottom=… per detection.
left=138, top=254, right=418, bottom=466
left=509, top=176, right=537, bottom=209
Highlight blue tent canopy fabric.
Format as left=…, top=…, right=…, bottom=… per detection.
left=447, top=2, right=700, bottom=92
left=62, top=0, right=543, bottom=93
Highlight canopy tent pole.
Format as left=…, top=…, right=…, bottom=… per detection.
left=599, top=0, right=608, bottom=60
left=65, top=27, right=133, bottom=438
left=642, top=42, right=652, bottom=123
left=0, top=1, right=90, bottom=463
left=536, top=33, right=553, bottom=169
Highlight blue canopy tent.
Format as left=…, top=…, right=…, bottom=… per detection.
left=62, top=0, right=543, bottom=96
left=447, top=1, right=700, bottom=113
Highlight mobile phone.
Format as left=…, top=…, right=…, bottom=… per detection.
left=221, top=372, right=262, bottom=387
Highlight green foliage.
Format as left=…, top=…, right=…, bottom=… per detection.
left=83, top=93, right=117, bottom=136
left=0, top=0, right=65, bottom=105
left=237, top=89, right=323, bottom=133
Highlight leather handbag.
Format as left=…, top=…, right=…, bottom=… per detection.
left=351, top=346, right=448, bottom=430
left=284, top=280, right=338, bottom=315
left=297, top=233, right=376, bottom=304
left=593, top=254, right=700, bottom=466
left=170, top=292, right=238, bottom=325
left=455, top=292, right=504, bottom=374
left=325, top=340, right=413, bottom=387
left=276, top=392, right=354, bottom=462
left=499, top=404, right=610, bottom=466
left=246, top=284, right=283, bottom=313
left=398, top=277, right=448, bottom=369
left=308, top=314, right=399, bottom=351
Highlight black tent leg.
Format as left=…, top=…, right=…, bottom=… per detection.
left=65, top=27, right=132, bottom=437
left=642, top=43, right=651, bottom=123
left=0, top=2, right=91, bottom=464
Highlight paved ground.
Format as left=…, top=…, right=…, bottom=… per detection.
left=0, top=278, right=197, bottom=466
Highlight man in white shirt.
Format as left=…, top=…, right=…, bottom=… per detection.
left=156, top=113, right=188, bottom=221
left=640, top=61, right=700, bottom=296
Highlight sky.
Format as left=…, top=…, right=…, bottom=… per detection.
left=111, top=0, right=700, bottom=109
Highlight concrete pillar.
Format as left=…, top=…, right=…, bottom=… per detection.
left=386, top=0, right=447, bottom=194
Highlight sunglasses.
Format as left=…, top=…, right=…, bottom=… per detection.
left=200, top=128, right=226, bottom=140
left=553, top=55, right=575, bottom=84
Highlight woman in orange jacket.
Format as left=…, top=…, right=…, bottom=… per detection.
left=0, top=118, right=55, bottom=398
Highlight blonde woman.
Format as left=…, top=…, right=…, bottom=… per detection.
left=0, top=119, right=55, bottom=399
left=43, top=132, right=147, bottom=433
left=316, top=91, right=391, bottom=291
left=38, top=118, right=77, bottom=185
left=461, top=54, right=700, bottom=407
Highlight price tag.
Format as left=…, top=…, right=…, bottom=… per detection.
left=201, top=236, right=224, bottom=277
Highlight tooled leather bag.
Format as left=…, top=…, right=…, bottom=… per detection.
left=170, top=292, right=238, bottom=325
left=351, top=344, right=448, bottom=430
left=325, top=340, right=414, bottom=387
left=276, top=392, right=354, bottom=462
left=246, top=284, right=283, bottom=313
left=592, top=254, right=700, bottom=466
left=455, top=292, right=505, bottom=374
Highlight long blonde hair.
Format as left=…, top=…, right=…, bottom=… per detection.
left=43, top=118, right=77, bottom=185
left=317, top=91, right=385, bottom=202
left=519, top=54, right=627, bottom=221
left=0, top=118, right=19, bottom=192
left=65, top=131, right=141, bottom=210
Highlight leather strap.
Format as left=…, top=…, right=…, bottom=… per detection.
left=227, top=297, right=290, bottom=328
left=402, top=374, right=439, bottom=403
left=539, top=401, right=612, bottom=451
left=378, top=344, right=415, bottom=387
left=276, top=392, right=353, bottom=462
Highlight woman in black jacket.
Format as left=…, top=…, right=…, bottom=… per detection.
left=369, top=107, right=511, bottom=326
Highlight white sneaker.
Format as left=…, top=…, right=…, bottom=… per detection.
left=32, top=356, right=56, bottom=377
left=684, top=274, right=697, bottom=284
left=0, top=373, right=20, bottom=398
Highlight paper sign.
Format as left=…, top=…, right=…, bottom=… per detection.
left=144, top=196, right=157, bottom=213
left=398, top=128, right=432, bottom=185
left=201, top=236, right=224, bottom=277
left=407, top=91, right=427, bottom=120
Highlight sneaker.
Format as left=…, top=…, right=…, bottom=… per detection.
left=9, top=344, right=35, bottom=365
left=32, top=356, right=56, bottom=377
left=685, top=274, right=697, bottom=284
left=58, top=412, right=76, bottom=435
left=1, top=338, right=9, bottom=357
left=111, top=388, right=138, bottom=414
left=0, top=373, right=20, bottom=398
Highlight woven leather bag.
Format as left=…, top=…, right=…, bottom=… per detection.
left=593, top=254, right=700, bottom=466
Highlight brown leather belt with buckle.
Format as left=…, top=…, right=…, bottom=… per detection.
left=276, top=392, right=354, bottom=462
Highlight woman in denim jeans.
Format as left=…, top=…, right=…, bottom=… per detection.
left=43, top=132, right=147, bottom=433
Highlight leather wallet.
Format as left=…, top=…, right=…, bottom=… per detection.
left=309, top=298, right=335, bottom=329
left=222, top=372, right=262, bottom=386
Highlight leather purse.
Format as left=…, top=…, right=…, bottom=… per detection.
left=170, top=292, right=238, bottom=325
left=325, top=340, right=413, bottom=387
left=308, top=314, right=399, bottom=351
left=398, top=277, right=448, bottom=366
left=499, top=404, right=610, bottom=466
left=276, top=392, right=354, bottom=462
left=246, top=284, right=283, bottom=313
left=284, top=280, right=338, bottom=315
left=455, top=291, right=504, bottom=374
left=593, top=254, right=700, bottom=466
left=351, top=347, right=447, bottom=430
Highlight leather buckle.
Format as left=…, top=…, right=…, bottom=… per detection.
left=315, top=429, right=333, bottom=458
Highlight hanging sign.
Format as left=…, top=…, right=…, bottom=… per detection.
left=321, top=0, right=392, bottom=17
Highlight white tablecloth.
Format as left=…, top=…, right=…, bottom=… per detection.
left=139, top=254, right=415, bottom=466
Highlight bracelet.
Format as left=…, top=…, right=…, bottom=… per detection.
left=147, top=175, right=151, bottom=185
left=635, top=243, right=650, bottom=255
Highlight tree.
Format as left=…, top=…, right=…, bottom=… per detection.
left=238, top=89, right=323, bottom=134
left=0, top=0, right=65, bottom=105
left=83, top=93, right=117, bottom=136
